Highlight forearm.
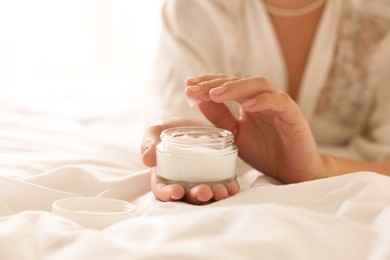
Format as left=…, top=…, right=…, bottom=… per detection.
left=321, top=153, right=390, bottom=178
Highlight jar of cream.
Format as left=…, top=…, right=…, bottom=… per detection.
left=156, top=126, right=238, bottom=188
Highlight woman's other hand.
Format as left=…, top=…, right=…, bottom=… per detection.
left=141, top=117, right=240, bottom=204
left=185, top=74, right=326, bottom=183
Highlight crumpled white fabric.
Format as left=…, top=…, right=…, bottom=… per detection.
left=1, top=91, right=390, bottom=259
left=1, top=172, right=390, bottom=260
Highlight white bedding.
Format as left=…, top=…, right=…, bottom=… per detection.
left=1, top=86, right=390, bottom=260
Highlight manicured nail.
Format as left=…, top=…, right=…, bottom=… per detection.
left=142, top=138, right=155, bottom=154
left=187, top=85, right=201, bottom=92
left=197, top=192, right=212, bottom=203
left=187, top=77, right=201, bottom=84
left=210, top=86, right=226, bottom=95
left=170, top=194, right=183, bottom=200
left=243, top=98, right=257, bottom=108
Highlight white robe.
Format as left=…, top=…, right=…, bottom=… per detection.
left=146, top=0, right=390, bottom=161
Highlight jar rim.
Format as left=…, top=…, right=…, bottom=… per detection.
left=160, top=126, right=234, bottom=145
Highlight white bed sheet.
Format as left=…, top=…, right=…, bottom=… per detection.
left=1, top=87, right=390, bottom=260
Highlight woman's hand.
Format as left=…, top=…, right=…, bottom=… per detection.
left=141, top=73, right=327, bottom=204
left=141, top=117, right=240, bottom=204
left=185, top=74, right=326, bottom=183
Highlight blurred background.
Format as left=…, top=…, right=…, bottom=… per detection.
left=0, top=0, right=164, bottom=116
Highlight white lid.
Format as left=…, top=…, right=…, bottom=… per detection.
left=52, top=197, right=136, bottom=229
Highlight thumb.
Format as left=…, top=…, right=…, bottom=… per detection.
left=141, top=137, right=158, bottom=167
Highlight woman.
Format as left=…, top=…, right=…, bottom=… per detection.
left=142, top=0, right=390, bottom=204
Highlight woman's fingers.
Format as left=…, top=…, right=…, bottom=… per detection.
left=208, top=77, right=278, bottom=103
left=198, top=101, right=239, bottom=137
left=185, top=184, right=214, bottom=204
left=211, top=181, right=240, bottom=200
left=150, top=168, right=186, bottom=201
left=225, top=180, right=240, bottom=196
left=183, top=182, right=239, bottom=204
left=185, top=74, right=232, bottom=86
left=242, top=92, right=305, bottom=130
left=185, top=75, right=241, bottom=103
left=191, top=75, right=305, bottom=130
left=151, top=167, right=240, bottom=204
left=141, top=124, right=164, bottom=167
left=185, top=75, right=280, bottom=108
left=211, top=184, right=228, bottom=201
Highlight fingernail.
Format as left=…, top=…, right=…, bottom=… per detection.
left=243, top=98, right=257, bottom=108
left=170, top=194, right=182, bottom=200
left=210, top=86, right=226, bottom=95
left=142, top=138, right=155, bottom=153
left=187, top=85, right=201, bottom=92
left=196, top=194, right=209, bottom=203
left=187, top=77, right=201, bottom=84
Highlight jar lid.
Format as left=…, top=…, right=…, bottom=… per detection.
left=52, top=197, right=136, bottom=229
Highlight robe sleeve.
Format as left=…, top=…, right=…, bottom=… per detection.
left=144, top=0, right=237, bottom=124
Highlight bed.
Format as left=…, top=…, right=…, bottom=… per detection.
left=1, top=81, right=389, bottom=260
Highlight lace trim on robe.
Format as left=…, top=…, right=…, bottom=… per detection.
left=315, top=1, right=390, bottom=130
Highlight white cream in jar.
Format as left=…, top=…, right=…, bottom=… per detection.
left=156, top=127, right=238, bottom=188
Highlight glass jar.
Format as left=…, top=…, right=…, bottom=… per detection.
left=156, top=126, right=238, bottom=188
